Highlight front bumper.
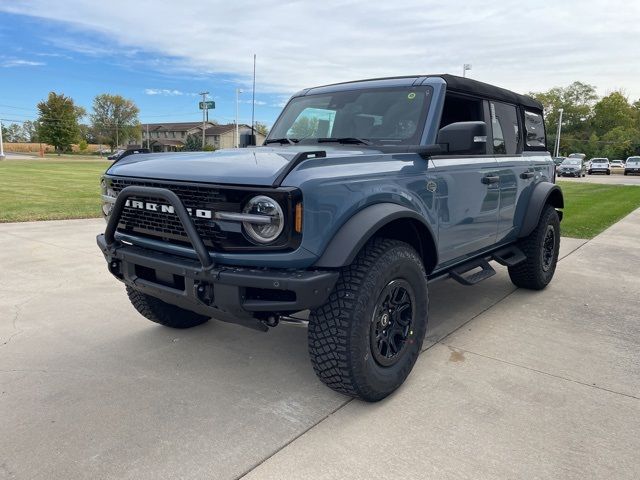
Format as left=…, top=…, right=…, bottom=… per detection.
left=97, top=234, right=338, bottom=329
left=97, top=184, right=338, bottom=330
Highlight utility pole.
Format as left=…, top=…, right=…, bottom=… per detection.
left=0, top=119, right=5, bottom=160
left=146, top=123, right=150, bottom=149
left=462, top=64, right=472, bottom=78
left=115, top=120, right=119, bottom=149
left=251, top=54, right=256, bottom=145
left=554, top=108, right=564, bottom=158
left=235, top=88, right=243, bottom=148
left=199, top=91, right=209, bottom=149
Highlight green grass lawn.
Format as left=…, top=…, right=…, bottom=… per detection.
left=557, top=182, right=640, bottom=238
left=0, top=159, right=110, bottom=222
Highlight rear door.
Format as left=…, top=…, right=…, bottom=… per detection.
left=488, top=101, right=534, bottom=242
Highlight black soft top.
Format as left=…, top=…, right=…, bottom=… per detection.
left=435, top=74, right=542, bottom=111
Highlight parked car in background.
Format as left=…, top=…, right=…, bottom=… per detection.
left=557, top=158, right=586, bottom=177
left=588, top=158, right=610, bottom=175
left=553, top=156, right=566, bottom=166
left=625, top=156, right=640, bottom=175
left=610, top=160, right=625, bottom=170
left=108, top=148, right=150, bottom=162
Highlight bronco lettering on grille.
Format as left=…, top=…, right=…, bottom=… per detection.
left=124, top=199, right=213, bottom=219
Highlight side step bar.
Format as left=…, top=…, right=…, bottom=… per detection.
left=449, top=259, right=496, bottom=286
left=448, top=245, right=526, bottom=286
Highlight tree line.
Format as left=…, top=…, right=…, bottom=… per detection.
left=1, top=92, right=141, bottom=153
left=529, top=82, right=640, bottom=159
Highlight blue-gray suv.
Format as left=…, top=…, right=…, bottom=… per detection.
left=97, top=74, right=563, bottom=401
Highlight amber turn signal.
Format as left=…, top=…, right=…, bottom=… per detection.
left=294, top=203, right=303, bottom=233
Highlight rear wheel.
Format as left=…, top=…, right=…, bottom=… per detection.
left=308, top=239, right=428, bottom=402
left=126, top=286, right=210, bottom=328
left=509, top=205, right=560, bottom=290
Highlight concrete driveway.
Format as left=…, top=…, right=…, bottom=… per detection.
left=1, top=213, right=639, bottom=480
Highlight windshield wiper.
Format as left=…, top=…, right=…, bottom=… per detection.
left=264, top=137, right=299, bottom=145
left=317, top=137, right=372, bottom=145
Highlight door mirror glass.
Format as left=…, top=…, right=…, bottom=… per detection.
left=437, top=121, right=487, bottom=155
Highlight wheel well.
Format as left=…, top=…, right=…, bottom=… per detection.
left=547, top=188, right=564, bottom=209
left=373, top=218, right=437, bottom=274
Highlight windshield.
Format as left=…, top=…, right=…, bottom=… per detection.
left=562, top=159, right=581, bottom=166
left=591, top=158, right=607, bottom=163
left=268, top=86, right=433, bottom=146
left=627, top=157, right=640, bottom=165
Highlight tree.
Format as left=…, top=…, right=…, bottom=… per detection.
left=21, top=120, right=39, bottom=142
left=36, top=92, right=85, bottom=153
left=183, top=133, right=203, bottom=151
left=3, top=123, right=27, bottom=142
left=591, top=91, right=635, bottom=136
left=90, top=94, right=140, bottom=150
left=254, top=121, right=269, bottom=136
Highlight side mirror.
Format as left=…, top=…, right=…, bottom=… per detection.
left=437, top=121, right=487, bottom=155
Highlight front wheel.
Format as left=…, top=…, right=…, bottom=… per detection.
left=509, top=205, right=560, bottom=290
left=126, top=286, right=210, bottom=328
left=308, top=239, right=428, bottom=402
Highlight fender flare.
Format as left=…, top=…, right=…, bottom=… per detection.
left=313, top=203, right=438, bottom=269
left=519, top=182, right=564, bottom=238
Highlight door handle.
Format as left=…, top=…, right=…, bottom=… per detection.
left=520, top=171, right=535, bottom=179
left=481, top=175, right=500, bottom=184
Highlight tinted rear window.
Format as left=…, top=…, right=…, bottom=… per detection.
left=524, top=111, right=546, bottom=149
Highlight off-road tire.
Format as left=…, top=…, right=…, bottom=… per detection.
left=126, top=286, right=210, bottom=328
left=508, top=205, right=560, bottom=290
left=308, top=238, right=429, bottom=402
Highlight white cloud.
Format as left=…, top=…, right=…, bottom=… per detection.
left=1, top=58, right=45, bottom=67
left=1, top=0, right=640, bottom=98
left=144, top=88, right=195, bottom=96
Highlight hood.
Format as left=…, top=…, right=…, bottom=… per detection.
left=106, top=146, right=370, bottom=186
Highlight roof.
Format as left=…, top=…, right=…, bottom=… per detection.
left=143, top=122, right=210, bottom=132
left=436, top=74, right=542, bottom=111
left=300, top=74, right=542, bottom=111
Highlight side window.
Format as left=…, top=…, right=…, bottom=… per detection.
left=524, top=111, right=546, bottom=148
left=490, top=102, right=520, bottom=155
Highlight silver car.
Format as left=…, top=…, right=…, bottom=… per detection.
left=588, top=158, right=610, bottom=175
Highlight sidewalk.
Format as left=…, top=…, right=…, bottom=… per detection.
left=242, top=210, right=640, bottom=479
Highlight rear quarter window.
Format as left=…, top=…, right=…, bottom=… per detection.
left=524, top=111, right=546, bottom=149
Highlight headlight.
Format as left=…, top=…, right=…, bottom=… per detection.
left=242, top=195, right=284, bottom=243
left=101, top=177, right=116, bottom=221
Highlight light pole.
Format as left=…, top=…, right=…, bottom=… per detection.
left=199, top=91, right=209, bottom=150
left=462, top=64, right=472, bottom=78
left=554, top=108, right=564, bottom=158
left=0, top=119, right=5, bottom=160
left=236, top=88, right=243, bottom=148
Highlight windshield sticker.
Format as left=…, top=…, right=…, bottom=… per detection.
left=407, top=92, right=416, bottom=100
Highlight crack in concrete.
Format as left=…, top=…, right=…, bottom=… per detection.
left=440, top=344, right=640, bottom=401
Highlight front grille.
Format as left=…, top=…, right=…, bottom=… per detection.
left=110, top=178, right=240, bottom=249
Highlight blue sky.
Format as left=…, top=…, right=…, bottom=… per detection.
left=0, top=12, right=287, bottom=127
left=1, top=0, right=639, bottom=130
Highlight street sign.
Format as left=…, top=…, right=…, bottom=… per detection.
left=199, top=101, right=215, bottom=110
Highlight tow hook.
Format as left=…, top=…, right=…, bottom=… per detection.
left=195, top=282, right=214, bottom=305
left=108, top=259, right=122, bottom=279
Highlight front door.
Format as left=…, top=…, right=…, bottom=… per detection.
left=431, top=156, right=500, bottom=264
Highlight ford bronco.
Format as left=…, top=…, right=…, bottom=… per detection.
left=97, top=74, right=563, bottom=401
